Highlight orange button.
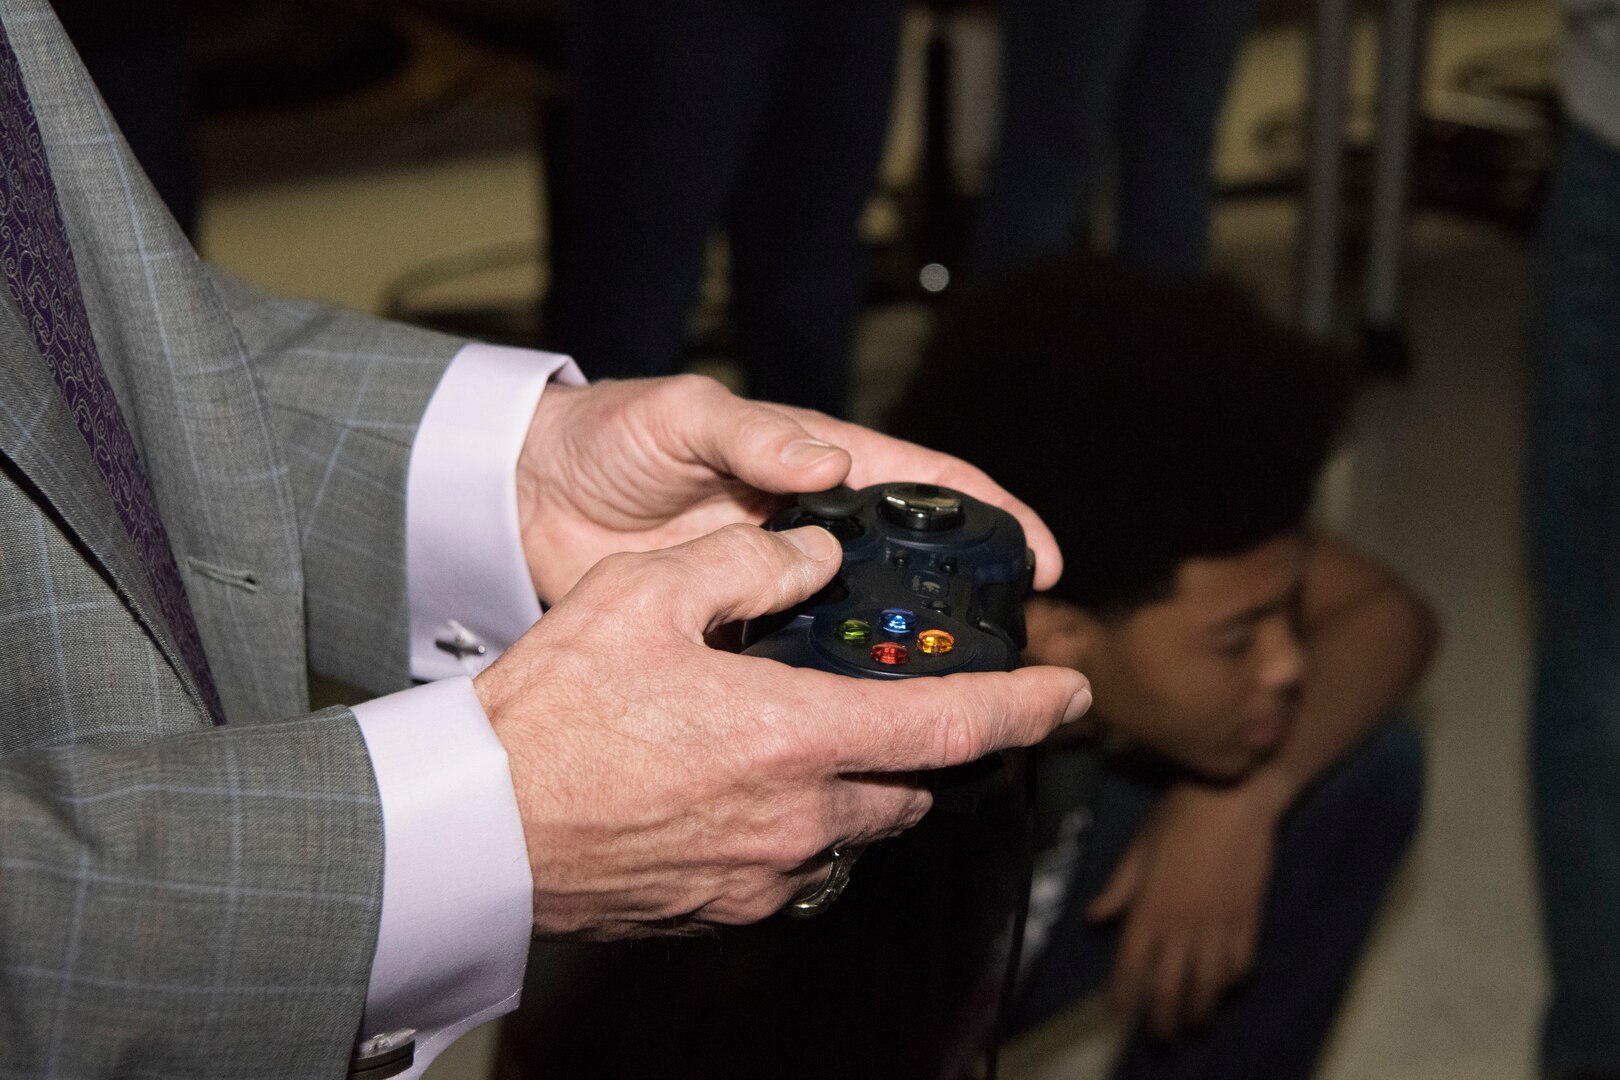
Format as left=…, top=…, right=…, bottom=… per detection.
left=917, top=629, right=956, bottom=655
left=871, top=643, right=910, bottom=666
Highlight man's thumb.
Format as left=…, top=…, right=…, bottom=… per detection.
left=656, top=523, right=842, bottom=637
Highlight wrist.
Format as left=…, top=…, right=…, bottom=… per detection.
left=515, top=383, right=582, bottom=605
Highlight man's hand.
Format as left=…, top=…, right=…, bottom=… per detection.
left=474, top=523, right=1091, bottom=940
left=1087, top=779, right=1288, bottom=1040
left=515, top=375, right=1064, bottom=605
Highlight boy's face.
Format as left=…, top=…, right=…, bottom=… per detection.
left=1025, top=534, right=1308, bottom=781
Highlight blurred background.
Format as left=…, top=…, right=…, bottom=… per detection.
left=77, top=0, right=1567, bottom=1076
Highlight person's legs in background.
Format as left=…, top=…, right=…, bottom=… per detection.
left=544, top=0, right=789, bottom=380
left=1111, top=0, right=1260, bottom=275
left=54, top=0, right=195, bottom=237
left=1526, top=119, right=1620, bottom=1080
left=727, top=0, right=904, bottom=417
left=1016, top=719, right=1425, bottom=1080
left=969, top=0, right=1148, bottom=278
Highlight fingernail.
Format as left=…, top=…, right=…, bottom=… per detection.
left=1062, top=686, right=1093, bottom=725
left=780, top=526, right=837, bottom=561
left=780, top=438, right=840, bottom=469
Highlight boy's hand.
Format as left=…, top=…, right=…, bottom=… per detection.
left=1087, top=779, right=1286, bottom=1040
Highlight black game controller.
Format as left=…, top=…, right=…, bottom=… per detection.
left=741, top=482, right=1033, bottom=681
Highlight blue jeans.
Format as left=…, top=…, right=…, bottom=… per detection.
left=545, top=0, right=902, bottom=417
left=972, top=0, right=1259, bottom=278
left=1527, top=119, right=1620, bottom=1078
left=1016, top=719, right=1425, bottom=1080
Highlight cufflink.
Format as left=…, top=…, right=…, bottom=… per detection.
left=434, top=619, right=488, bottom=660
left=350, top=1028, right=415, bottom=1079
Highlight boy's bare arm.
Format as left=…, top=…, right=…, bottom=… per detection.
left=1243, top=532, right=1439, bottom=815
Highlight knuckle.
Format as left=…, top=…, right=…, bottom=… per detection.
left=712, top=520, right=773, bottom=555
left=768, top=820, right=830, bottom=872
left=732, top=397, right=800, bottom=444
left=733, top=876, right=793, bottom=923
left=903, top=789, right=934, bottom=828
left=661, top=372, right=727, bottom=405
left=586, top=549, right=651, bottom=592
left=593, top=556, right=669, bottom=617
left=934, top=699, right=992, bottom=765
left=698, top=523, right=783, bottom=580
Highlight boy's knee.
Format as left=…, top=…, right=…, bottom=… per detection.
left=1285, top=716, right=1426, bottom=865
left=1355, top=716, right=1427, bottom=838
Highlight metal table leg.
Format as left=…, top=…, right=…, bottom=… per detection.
left=1299, top=0, right=1354, bottom=339
left=1362, top=0, right=1427, bottom=374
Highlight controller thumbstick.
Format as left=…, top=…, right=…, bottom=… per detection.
left=796, top=486, right=865, bottom=540
left=879, top=483, right=965, bottom=532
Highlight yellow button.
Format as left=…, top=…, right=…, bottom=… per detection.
left=917, top=629, right=956, bottom=655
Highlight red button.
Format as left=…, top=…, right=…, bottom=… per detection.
left=871, top=643, right=910, bottom=666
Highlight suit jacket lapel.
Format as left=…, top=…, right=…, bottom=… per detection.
left=0, top=291, right=205, bottom=720
left=4, top=0, right=310, bottom=724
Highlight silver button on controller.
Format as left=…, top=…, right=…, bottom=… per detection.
left=880, top=484, right=965, bottom=532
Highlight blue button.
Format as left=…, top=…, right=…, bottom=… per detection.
left=880, top=608, right=916, bottom=634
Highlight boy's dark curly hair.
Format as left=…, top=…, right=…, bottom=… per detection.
left=887, top=257, right=1354, bottom=617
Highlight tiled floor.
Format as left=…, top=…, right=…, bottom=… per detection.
left=195, top=2, right=1560, bottom=1077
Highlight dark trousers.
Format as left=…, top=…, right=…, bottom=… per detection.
left=1016, top=718, right=1425, bottom=1080
left=972, top=0, right=1259, bottom=278
left=546, top=0, right=904, bottom=417
left=1527, top=119, right=1620, bottom=1078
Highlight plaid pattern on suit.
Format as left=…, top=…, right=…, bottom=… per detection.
left=0, top=2, right=475, bottom=1074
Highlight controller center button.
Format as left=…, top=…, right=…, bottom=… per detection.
left=917, top=630, right=956, bottom=655
left=835, top=618, right=873, bottom=644
left=880, top=608, right=917, bottom=634
left=879, top=484, right=966, bottom=532
left=871, top=643, right=910, bottom=666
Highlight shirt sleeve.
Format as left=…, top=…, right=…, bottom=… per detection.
left=353, top=678, right=533, bottom=1077
left=355, top=343, right=586, bottom=1077
left=406, top=343, right=586, bottom=680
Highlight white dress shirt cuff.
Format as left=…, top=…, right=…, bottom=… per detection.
left=355, top=343, right=585, bottom=1075
left=405, top=342, right=585, bottom=681
left=353, top=677, right=533, bottom=1078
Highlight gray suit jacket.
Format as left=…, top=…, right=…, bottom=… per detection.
left=0, top=3, right=475, bottom=1074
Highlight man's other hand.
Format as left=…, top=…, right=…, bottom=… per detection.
left=474, top=523, right=1092, bottom=939
left=515, top=375, right=1064, bottom=606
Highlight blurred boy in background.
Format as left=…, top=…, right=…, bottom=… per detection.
left=889, top=258, right=1436, bottom=1079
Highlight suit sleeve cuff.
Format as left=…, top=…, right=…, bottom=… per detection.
left=406, top=343, right=586, bottom=681
left=353, top=676, right=533, bottom=1078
